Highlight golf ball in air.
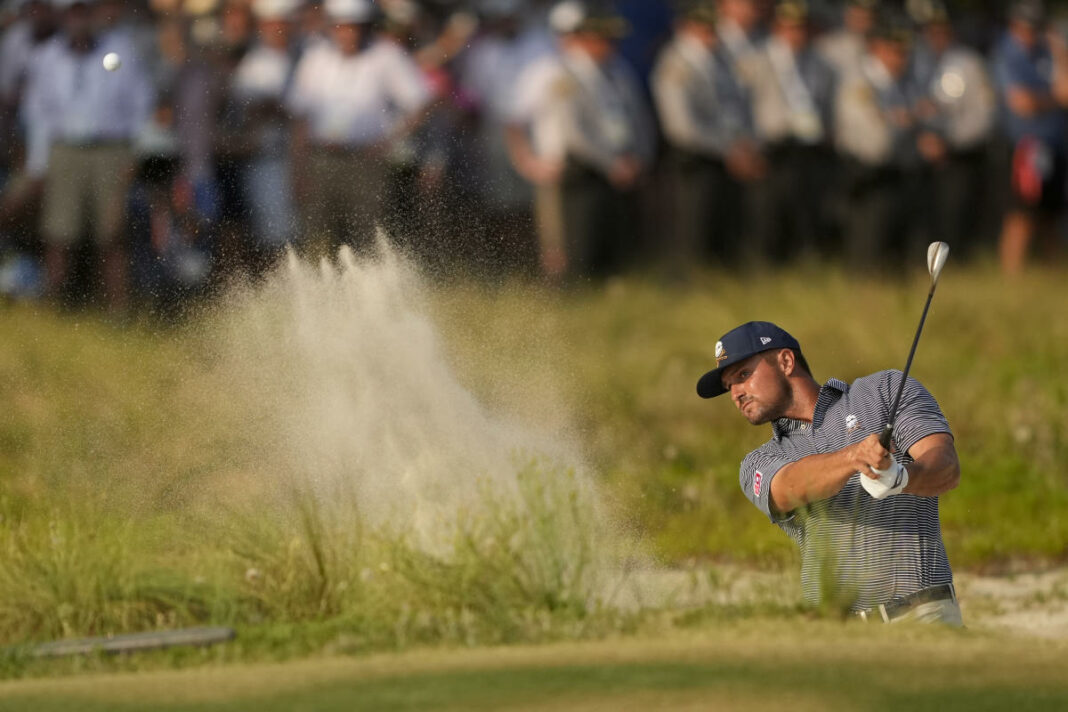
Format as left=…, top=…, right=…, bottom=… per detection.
left=102, top=52, right=121, bottom=72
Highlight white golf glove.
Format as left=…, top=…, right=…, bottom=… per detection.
left=860, top=460, right=909, bottom=500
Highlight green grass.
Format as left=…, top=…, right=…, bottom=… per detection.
left=1, top=624, right=1067, bottom=710
left=1, top=260, right=1067, bottom=674
left=431, top=262, right=1068, bottom=568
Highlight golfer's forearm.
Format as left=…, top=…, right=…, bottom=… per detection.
left=770, top=452, right=857, bottom=513
left=903, top=448, right=960, bottom=497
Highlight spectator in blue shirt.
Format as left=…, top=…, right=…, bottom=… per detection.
left=991, top=0, right=1068, bottom=275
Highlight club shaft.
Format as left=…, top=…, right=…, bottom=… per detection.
left=880, top=284, right=937, bottom=449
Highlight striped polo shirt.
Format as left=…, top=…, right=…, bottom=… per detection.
left=740, top=370, right=954, bottom=610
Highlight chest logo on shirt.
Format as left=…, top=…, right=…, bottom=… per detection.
left=845, top=414, right=860, bottom=433
left=715, top=340, right=727, bottom=365
left=754, top=470, right=763, bottom=496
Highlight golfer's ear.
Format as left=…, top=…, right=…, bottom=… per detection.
left=778, top=349, right=796, bottom=376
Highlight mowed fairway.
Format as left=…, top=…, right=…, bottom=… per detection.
left=2, top=623, right=1067, bottom=711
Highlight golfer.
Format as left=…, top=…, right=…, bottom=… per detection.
left=698, top=321, right=962, bottom=624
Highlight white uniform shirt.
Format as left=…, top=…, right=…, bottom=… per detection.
left=510, top=47, right=654, bottom=175
left=287, top=39, right=431, bottom=147
left=817, top=29, right=865, bottom=79
left=926, top=46, right=995, bottom=151
left=21, top=35, right=153, bottom=175
left=233, top=44, right=292, bottom=101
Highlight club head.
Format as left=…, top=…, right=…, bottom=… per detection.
left=927, top=242, right=950, bottom=284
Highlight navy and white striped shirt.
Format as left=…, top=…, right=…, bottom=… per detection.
left=740, top=370, right=954, bottom=610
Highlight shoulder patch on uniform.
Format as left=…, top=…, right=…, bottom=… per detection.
left=663, top=58, right=692, bottom=85
left=551, top=75, right=577, bottom=99
left=853, top=84, right=875, bottom=105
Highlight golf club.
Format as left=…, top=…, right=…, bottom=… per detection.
left=846, top=242, right=950, bottom=567
left=878, top=241, right=951, bottom=450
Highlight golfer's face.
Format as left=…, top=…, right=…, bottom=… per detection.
left=722, top=353, right=788, bottom=425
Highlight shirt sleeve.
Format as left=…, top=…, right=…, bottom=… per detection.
left=384, top=46, right=432, bottom=115
left=740, top=446, right=795, bottom=523
left=507, top=60, right=551, bottom=125
left=879, top=370, right=952, bottom=454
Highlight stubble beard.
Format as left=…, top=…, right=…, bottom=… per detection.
left=743, top=380, right=793, bottom=426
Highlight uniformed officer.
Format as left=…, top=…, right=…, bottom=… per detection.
left=911, top=1, right=995, bottom=259
left=287, top=0, right=432, bottom=255
left=742, top=0, right=836, bottom=261
left=506, top=1, right=655, bottom=279
left=817, top=0, right=878, bottom=79
left=651, top=1, right=761, bottom=269
left=22, top=0, right=153, bottom=309
left=696, top=321, right=962, bottom=623
left=227, top=0, right=300, bottom=269
left=833, top=11, right=924, bottom=267
left=716, top=0, right=764, bottom=68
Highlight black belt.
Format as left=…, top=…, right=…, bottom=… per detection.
left=856, top=583, right=956, bottom=623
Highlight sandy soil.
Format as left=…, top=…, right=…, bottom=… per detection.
left=955, top=568, right=1068, bottom=638
left=617, top=564, right=1068, bottom=637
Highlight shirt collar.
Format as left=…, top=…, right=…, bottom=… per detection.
left=772, top=377, right=849, bottom=441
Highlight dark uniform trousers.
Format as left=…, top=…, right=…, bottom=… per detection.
left=747, top=141, right=836, bottom=263
left=841, top=158, right=922, bottom=268
left=664, top=147, right=740, bottom=266
left=927, top=148, right=987, bottom=259
left=543, top=160, right=638, bottom=278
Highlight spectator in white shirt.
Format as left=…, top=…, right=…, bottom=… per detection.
left=21, top=0, right=152, bottom=310
left=287, top=0, right=432, bottom=254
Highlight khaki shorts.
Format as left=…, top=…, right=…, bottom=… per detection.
left=41, top=142, right=133, bottom=248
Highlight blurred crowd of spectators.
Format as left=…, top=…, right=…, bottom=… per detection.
left=0, top=0, right=1066, bottom=312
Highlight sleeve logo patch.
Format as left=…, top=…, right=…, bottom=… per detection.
left=754, top=470, right=763, bottom=497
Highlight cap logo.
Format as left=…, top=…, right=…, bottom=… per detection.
left=760, top=336, right=772, bottom=345
left=715, top=340, right=727, bottom=364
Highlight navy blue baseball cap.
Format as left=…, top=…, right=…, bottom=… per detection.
left=696, top=321, right=802, bottom=398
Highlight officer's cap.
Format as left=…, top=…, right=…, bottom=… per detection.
left=869, top=9, right=914, bottom=44
left=912, top=0, right=950, bottom=26
left=325, top=0, right=374, bottom=24
left=1008, top=0, right=1046, bottom=27
left=252, top=0, right=299, bottom=21
left=678, top=0, right=717, bottom=25
left=775, top=0, right=809, bottom=24
left=549, top=1, right=629, bottom=38
left=696, top=322, right=803, bottom=399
